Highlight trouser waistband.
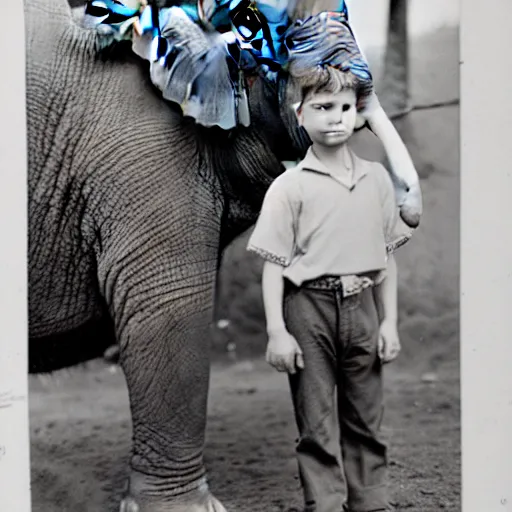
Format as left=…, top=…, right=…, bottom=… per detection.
left=301, top=274, right=375, bottom=297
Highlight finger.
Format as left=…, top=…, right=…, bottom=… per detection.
left=384, top=352, right=397, bottom=364
left=268, top=353, right=281, bottom=371
left=384, top=343, right=395, bottom=363
left=285, top=354, right=297, bottom=374
left=274, top=356, right=288, bottom=372
left=382, top=351, right=393, bottom=364
left=283, top=353, right=294, bottom=374
left=389, top=345, right=401, bottom=362
left=378, top=335, right=385, bottom=360
left=271, top=358, right=283, bottom=371
left=384, top=345, right=400, bottom=363
left=296, top=353, right=305, bottom=370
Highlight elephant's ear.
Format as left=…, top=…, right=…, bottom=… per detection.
left=132, top=7, right=249, bottom=130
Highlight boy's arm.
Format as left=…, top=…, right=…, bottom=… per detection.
left=374, top=253, right=401, bottom=364
left=261, top=261, right=304, bottom=374
left=374, top=253, right=398, bottom=325
left=373, top=159, right=405, bottom=364
left=262, top=260, right=287, bottom=333
left=246, top=177, right=303, bottom=373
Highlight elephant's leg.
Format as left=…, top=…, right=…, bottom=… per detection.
left=119, top=296, right=225, bottom=512
left=96, top=217, right=226, bottom=511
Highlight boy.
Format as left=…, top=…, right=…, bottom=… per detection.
left=247, top=67, right=413, bottom=512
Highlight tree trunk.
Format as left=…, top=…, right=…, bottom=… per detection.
left=380, top=0, right=410, bottom=117
left=380, top=0, right=432, bottom=180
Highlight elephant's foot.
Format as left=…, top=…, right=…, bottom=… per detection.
left=119, top=494, right=226, bottom=512
left=119, top=473, right=227, bottom=512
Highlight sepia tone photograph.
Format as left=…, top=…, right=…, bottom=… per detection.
left=15, top=0, right=462, bottom=510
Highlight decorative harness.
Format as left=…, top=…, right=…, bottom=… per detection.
left=84, top=0, right=373, bottom=129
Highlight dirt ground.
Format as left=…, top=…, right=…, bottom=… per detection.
left=29, top=357, right=460, bottom=512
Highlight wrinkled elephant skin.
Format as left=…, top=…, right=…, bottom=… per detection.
left=26, top=0, right=301, bottom=510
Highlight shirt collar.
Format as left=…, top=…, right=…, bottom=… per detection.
left=298, top=146, right=368, bottom=189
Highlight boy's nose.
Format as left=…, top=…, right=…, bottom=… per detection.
left=329, top=108, right=344, bottom=124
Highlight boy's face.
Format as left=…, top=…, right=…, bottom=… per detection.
left=297, top=89, right=357, bottom=147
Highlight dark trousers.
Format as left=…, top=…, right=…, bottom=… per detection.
left=284, top=282, right=390, bottom=512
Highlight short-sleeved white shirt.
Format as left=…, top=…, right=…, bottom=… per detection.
left=247, top=147, right=411, bottom=286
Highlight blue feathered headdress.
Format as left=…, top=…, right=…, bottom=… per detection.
left=83, top=0, right=373, bottom=129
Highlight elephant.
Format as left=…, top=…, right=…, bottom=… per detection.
left=26, top=0, right=421, bottom=510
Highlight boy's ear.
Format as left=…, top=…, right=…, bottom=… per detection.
left=292, top=102, right=303, bottom=125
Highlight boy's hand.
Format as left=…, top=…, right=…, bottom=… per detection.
left=266, top=327, right=305, bottom=374
left=378, top=319, right=401, bottom=364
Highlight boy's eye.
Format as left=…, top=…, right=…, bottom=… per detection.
left=342, top=103, right=352, bottom=112
left=313, top=103, right=332, bottom=111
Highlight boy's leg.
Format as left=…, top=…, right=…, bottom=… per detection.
left=337, top=288, right=391, bottom=512
left=284, top=285, right=346, bottom=512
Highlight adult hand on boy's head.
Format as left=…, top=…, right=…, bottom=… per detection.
left=266, top=328, right=305, bottom=374
left=378, top=318, right=401, bottom=364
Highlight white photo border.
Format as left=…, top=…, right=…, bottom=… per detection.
left=1, top=0, right=511, bottom=510
left=460, top=0, right=512, bottom=509
left=0, top=1, right=31, bottom=511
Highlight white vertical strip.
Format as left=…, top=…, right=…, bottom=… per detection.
left=461, top=0, right=512, bottom=509
left=0, top=0, right=31, bottom=511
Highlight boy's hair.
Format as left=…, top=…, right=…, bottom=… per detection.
left=291, top=66, right=364, bottom=110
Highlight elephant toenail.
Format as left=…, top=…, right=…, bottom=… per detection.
left=119, top=498, right=140, bottom=512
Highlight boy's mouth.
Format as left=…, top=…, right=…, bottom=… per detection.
left=323, top=130, right=347, bottom=136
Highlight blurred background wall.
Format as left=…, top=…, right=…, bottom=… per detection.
left=346, top=0, right=459, bottom=51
